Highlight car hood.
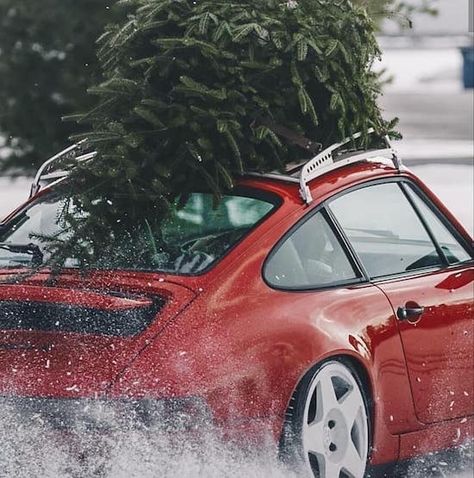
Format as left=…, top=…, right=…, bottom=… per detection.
left=0, top=269, right=196, bottom=399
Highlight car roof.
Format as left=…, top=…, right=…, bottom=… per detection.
left=239, top=159, right=404, bottom=207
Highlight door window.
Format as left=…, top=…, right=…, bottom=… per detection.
left=329, top=182, right=443, bottom=278
left=264, top=211, right=359, bottom=289
left=405, top=185, right=472, bottom=265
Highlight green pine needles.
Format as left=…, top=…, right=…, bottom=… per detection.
left=8, top=0, right=399, bottom=274
left=71, top=0, right=395, bottom=201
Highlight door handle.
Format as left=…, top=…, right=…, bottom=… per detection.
left=397, top=302, right=425, bottom=323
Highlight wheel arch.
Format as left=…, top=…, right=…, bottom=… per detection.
left=287, top=351, right=375, bottom=418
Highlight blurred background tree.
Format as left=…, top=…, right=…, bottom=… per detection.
left=0, top=0, right=436, bottom=175
left=0, top=0, right=115, bottom=173
left=356, top=0, right=437, bottom=28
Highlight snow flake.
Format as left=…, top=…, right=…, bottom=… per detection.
left=65, top=385, right=80, bottom=392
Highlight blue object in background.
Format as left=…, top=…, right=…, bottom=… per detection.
left=460, top=46, right=474, bottom=89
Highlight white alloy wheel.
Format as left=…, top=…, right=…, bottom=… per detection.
left=299, top=361, right=369, bottom=478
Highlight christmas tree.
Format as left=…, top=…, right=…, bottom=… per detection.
left=72, top=0, right=395, bottom=195
left=8, top=0, right=401, bottom=272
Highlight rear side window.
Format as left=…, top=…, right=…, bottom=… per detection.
left=264, top=211, right=359, bottom=289
left=405, top=185, right=472, bottom=265
left=329, top=182, right=443, bottom=278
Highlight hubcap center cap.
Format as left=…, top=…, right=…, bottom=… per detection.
left=323, top=408, right=348, bottom=462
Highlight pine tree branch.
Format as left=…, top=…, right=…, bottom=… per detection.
left=254, top=118, right=322, bottom=155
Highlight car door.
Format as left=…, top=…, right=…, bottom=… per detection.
left=328, top=179, right=473, bottom=425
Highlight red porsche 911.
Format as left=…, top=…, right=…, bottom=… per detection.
left=0, top=133, right=472, bottom=478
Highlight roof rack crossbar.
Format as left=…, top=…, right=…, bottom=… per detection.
left=299, top=128, right=401, bottom=204
left=30, top=140, right=96, bottom=198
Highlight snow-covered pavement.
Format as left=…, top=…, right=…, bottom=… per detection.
left=377, top=47, right=473, bottom=171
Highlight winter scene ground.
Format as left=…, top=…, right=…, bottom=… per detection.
left=0, top=2, right=473, bottom=476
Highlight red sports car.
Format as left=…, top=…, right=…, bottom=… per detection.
left=0, top=134, right=472, bottom=478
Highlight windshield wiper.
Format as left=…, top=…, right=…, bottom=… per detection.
left=0, top=243, right=44, bottom=266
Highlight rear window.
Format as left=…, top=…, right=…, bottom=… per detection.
left=0, top=189, right=279, bottom=274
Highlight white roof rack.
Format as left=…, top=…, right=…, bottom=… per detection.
left=299, top=128, right=401, bottom=204
left=30, top=140, right=97, bottom=198
left=30, top=129, right=400, bottom=204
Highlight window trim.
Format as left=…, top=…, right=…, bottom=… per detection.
left=262, top=205, right=367, bottom=292
left=325, top=177, right=473, bottom=282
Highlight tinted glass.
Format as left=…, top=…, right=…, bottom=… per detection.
left=265, top=211, right=358, bottom=289
left=406, top=186, right=472, bottom=265
left=329, top=182, right=442, bottom=278
left=0, top=191, right=277, bottom=274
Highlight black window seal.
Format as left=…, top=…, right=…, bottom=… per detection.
left=398, top=182, right=449, bottom=267
left=324, top=205, right=370, bottom=282
left=325, top=176, right=473, bottom=282
left=262, top=204, right=367, bottom=293
left=364, top=264, right=461, bottom=284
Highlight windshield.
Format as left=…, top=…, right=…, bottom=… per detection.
left=0, top=189, right=278, bottom=274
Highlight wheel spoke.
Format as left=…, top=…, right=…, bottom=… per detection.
left=303, top=419, right=325, bottom=454
left=318, top=373, right=338, bottom=415
left=342, top=440, right=366, bottom=478
left=321, top=458, right=341, bottom=478
left=338, top=386, right=362, bottom=429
